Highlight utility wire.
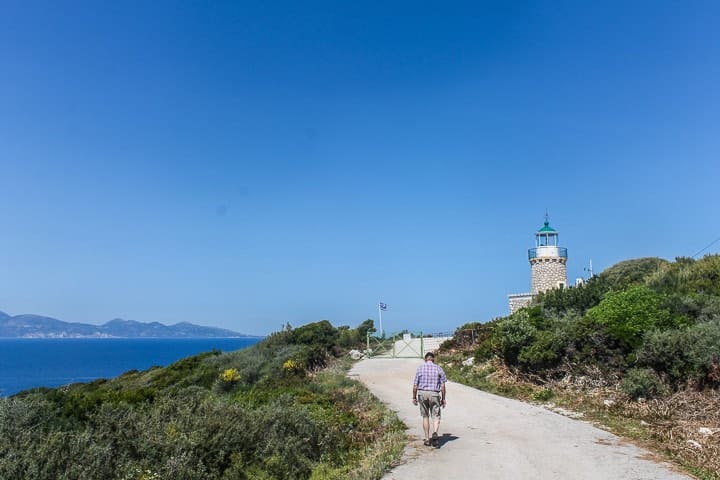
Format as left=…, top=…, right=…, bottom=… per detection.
left=692, top=235, right=720, bottom=258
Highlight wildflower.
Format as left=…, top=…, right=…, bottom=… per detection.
left=221, top=368, right=241, bottom=383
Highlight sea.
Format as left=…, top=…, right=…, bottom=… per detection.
left=0, top=337, right=261, bottom=397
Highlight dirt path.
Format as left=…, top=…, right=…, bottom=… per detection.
left=349, top=358, right=692, bottom=480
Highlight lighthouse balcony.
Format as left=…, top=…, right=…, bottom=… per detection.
left=528, top=246, right=567, bottom=260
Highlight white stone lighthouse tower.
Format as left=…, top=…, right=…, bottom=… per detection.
left=508, top=215, right=568, bottom=313
left=529, top=215, right=568, bottom=294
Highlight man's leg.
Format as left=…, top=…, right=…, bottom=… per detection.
left=431, top=396, right=441, bottom=446
left=422, top=415, right=430, bottom=441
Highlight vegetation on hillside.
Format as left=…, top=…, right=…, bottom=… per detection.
left=0, top=319, right=404, bottom=480
left=446, top=255, right=720, bottom=392
left=440, top=255, right=720, bottom=479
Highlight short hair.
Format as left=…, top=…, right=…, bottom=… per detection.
left=424, top=352, right=435, bottom=360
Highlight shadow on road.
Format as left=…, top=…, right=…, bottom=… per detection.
left=438, top=433, right=459, bottom=448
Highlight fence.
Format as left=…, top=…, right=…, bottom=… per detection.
left=366, top=331, right=452, bottom=359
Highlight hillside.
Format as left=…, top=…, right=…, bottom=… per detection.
left=0, top=318, right=402, bottom=480
left=0, top=312, right=253, bottom=338
left=440, top=254, right=720, bottom=479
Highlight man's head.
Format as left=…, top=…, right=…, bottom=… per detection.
left=424, top=352, right=435, bottom=362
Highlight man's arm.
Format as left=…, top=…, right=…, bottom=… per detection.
left=412, top=369, right=419, bottom=404
left=440, top=367, right=447, bottom=406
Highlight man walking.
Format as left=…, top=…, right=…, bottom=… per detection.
left=412, top=351, right=447, bottom=447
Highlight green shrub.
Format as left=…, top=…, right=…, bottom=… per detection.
left=149, top=350, right=221, bottom=389
left=638, top=320, right=720, bottom=389
left=474, top=337, right=496, bottom=362
left=292, top=320, right=338, bottom=349
left=442, top=322, right=484, bottom=350
left=670, top=294, right=720, bottom=323
left=647, top=255, right=720, bottom=297
left=300, top=345, right=331, bottom=371
left=336, top=320, right=374, bottom=349
left=531, top=388, right=555, bottom=402
left=536, top=275, right=611, bottom=316
left=600, top=257, right=668, bottom=290
left=491, top=308, right=574, bottom=372
left=438, top=321, right=496, bottom=361
left=517, top=330, right=564, bottom=372
left=621, top=368, right=668, bottom=399
left=586, top=285, right=680, bottom=351
left=496, top=311, right=537, bottom=365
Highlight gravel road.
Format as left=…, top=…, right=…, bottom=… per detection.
left=349, top=358, right=692, bottom=480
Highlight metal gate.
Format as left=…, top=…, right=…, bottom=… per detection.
left=366, top=331, right=451, bottom=358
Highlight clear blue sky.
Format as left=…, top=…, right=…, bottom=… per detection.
left=1, top=1, right=718, bottom=335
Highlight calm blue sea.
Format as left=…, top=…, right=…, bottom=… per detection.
left=0, top=338, right=261, bottom=397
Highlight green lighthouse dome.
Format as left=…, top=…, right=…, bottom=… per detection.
left=537, top=220, right=557, bottom=233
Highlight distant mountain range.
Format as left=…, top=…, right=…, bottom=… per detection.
left=0, top=311, right=256, bottom=338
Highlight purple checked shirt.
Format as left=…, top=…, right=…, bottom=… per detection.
left=414, top=361, right=447, bottom=392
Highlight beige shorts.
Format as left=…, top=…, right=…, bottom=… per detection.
left=417, top=390, right=441, bottom=418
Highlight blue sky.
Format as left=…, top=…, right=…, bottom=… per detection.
left=1, top=1, right=718, bottom=335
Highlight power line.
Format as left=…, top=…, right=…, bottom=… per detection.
left=692, top=235, right=720, bottom=258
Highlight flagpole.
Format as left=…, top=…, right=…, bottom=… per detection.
left=378, top=301, right=384, bottom=338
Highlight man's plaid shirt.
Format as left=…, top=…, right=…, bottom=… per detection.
left=413, top=361, right=447, bottom=392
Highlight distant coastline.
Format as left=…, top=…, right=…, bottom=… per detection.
left=0, top=310, right=260, bottom=339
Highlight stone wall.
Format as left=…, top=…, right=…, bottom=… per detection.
left=508, top=293, right=533, bottom=313
left=531, top=258, right=567, bottom=294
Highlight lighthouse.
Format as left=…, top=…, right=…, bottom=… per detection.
left=529, top=215, right=568, bottom=294
left=508, top=215, right=568, bottom=313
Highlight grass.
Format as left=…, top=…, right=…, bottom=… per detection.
left=307, top=358, right=408, bottom=479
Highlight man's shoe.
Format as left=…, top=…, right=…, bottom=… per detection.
left=431, top=432, right=439, bottom=447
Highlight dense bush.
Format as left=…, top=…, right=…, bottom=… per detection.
left=647, top=255, right=720, bottom=297
left=536, top=275, right=610, bottom=315
left=599, top=257, right=668, bottom=291
left=638, top=320, right=720, bottom=389
left=291, top=320, right=338, bottom=349
left=440, top=322, right=483, bottom=350
left=517, top=330, right=565, bottom=371
left=490, top=308, right=575, bottom=372
left=585, top=285, right=682, bottom=351
left=496, top=310, right=537, bottom=365
left=621, top=368, right=668, bottom=399
left=336, top=319, right=374, bottom=348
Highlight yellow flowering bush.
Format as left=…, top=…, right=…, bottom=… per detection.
left=121, top=469, right=161, bottom=480
left=282, top=359, right=304, bottom=375
left=221, top=368, right=241, bottom=383
left=139, top=471, right=161, bottom=480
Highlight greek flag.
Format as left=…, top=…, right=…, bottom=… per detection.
left=379, top=302, right=388, bottom=311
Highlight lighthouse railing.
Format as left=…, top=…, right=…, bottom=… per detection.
left=528, top=246, right=567, bottom=260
